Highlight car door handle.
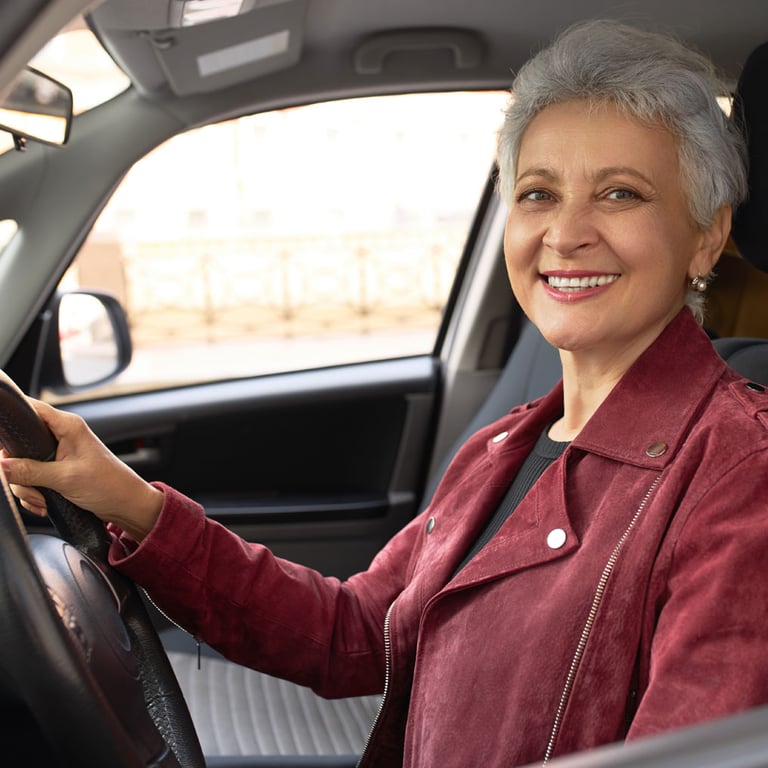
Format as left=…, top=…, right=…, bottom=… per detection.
left=116, top=445, right=162, bottom=470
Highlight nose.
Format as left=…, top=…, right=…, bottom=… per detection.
left=542, top=200, right=599, bottom=256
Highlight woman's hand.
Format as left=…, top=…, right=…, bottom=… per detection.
left=0, top=399, right=163, bottom=541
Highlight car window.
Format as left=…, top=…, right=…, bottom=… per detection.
left=52, top=91, right=507, bottom=398
left=0, top=16, right=129, bottom=157
left=31, top=15, right=129, bottom=115
left=0, top=219, right=17, bottom=253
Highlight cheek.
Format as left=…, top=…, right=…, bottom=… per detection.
left=607, top=219, right=694, bottom=284
left=503, top=217, right=537, bottom=274
left=503, top=233, right=523, bottom=290
left=503, top=218, right=544, bottom=308
left=503, top=248, right=535, bottom=308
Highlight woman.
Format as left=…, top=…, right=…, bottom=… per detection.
left=3, top=19, right=768, bottom=767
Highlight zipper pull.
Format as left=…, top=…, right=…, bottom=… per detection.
left=196, top=638, right=201, bottom=670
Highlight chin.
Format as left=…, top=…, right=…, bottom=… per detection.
left=534, top=322, right=589, bottom=353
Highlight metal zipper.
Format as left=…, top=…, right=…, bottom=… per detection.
left=141, top=586, right=202, bottom=669
left=357, top=601, right=394, bottom=767
left=542, top=473, right=662, bottom=764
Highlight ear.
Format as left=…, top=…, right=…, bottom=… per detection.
left=688, top=204, right=732, bottom=278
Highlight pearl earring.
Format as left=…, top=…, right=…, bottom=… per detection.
left=691, top=273, right=708, bottom=293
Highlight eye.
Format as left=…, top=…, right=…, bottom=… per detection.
left=517, top=189, right=553, bottom=203
left=605, top=188, right=640, bottom=201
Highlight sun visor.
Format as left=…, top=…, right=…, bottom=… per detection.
left=146, top=0, right=306, bottom=96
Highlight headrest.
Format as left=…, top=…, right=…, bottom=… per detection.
left=731, top=42, right=768, bottom=273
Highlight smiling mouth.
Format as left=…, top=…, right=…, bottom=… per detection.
left=546, top=274, right=620, bottom=292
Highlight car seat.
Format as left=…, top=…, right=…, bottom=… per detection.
left=714, top=40, right=768, bottom=389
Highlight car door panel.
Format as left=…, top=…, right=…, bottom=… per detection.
left=62, top=355, right=439, bottom=578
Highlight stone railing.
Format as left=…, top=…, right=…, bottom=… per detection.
left=119, top=226, right=466, bottom=344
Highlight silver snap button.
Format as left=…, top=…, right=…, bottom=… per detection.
left=645, top=441, right=667, bottom=458
left=426, top=516, right=436, bottom=534
left=492, top=431, right=509, bottom=444
left=546, top=528, right=567, bottom=549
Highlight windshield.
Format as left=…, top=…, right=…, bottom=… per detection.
left=0, top=15, right=129, bottom=155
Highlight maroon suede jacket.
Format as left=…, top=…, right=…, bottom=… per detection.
left=111, top=309, right=768, bottom=767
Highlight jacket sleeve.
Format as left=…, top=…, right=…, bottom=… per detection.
left=627, top=448, right=768, bottom=739
left=108, top=482, right=423, bottom=698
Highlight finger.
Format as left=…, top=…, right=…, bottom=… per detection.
left=16, top=495, right=48, bottom=517
left=8, top=481, right=47, bottom=510
left=0, top=456, right=56, bottom=491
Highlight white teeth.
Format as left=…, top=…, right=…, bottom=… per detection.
left=547, top=274, right=619, bottom=292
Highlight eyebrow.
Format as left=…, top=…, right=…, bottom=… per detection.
left=515, top=166, right=656, bottom=187
left=515, top=167, right=557, bottom=184
left=592, top=166, right=655, bottom=186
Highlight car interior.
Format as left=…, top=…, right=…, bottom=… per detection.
left=0, top=1, right=767, bottom=767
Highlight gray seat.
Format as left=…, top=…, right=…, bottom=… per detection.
left=712, top=337, right=768, bottom=386
left=168, top=647, right=380, bottom=760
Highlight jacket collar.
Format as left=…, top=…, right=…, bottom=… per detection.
left=571, top=308, right=726, bottom=469
left=491, top=309, right=726, bottom=470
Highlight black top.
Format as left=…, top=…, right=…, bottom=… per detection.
left=453, top=427, right=569, bottom=575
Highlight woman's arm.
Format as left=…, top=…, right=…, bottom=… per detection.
left=0, top=398, right=419, bottom=697
left=108, top=482, right=420, bottom=697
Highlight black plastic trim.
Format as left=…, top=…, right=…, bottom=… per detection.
left=63, top=356, right=439, bottom=441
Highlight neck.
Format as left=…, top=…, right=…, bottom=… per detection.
left=548, top=366, right=619, bottom=441
left=549, top=344, right=647, bottom=441
left=547, top=309, right=684, bottom=441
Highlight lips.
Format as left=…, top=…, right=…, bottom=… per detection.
left=546, top=274, right=620, bottom=292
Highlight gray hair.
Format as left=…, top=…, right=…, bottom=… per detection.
left=496, top=20, right=749, bottom=322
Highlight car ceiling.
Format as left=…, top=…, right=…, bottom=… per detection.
left=88, top=0, right=768, bottom=109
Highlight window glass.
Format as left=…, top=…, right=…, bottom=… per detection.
left=55, top=91, right=507, bottom=396
left=0, top=219, right=18, bottom=254
left=30, top=17, right=130, bottom=115
left=0, top=17, right=129, bottom=156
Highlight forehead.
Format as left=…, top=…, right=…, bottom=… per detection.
left=517, top=99, right=680, bottom=178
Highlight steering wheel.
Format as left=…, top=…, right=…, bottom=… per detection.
left=0, top=372, right=205, bottom=768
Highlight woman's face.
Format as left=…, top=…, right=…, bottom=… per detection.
left=504, top=99, right=728, bottom=365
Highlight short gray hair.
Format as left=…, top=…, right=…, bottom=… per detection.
left=497, top=20, right=747, bottom=223
left=496, top=19, right=748, bottom=322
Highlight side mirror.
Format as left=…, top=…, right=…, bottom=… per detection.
left=39, top=291, right=132, bottom=395
left=0, top=67, right=73, bottom=147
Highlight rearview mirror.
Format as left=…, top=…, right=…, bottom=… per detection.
left=0, top=67, right=73, bottom=147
